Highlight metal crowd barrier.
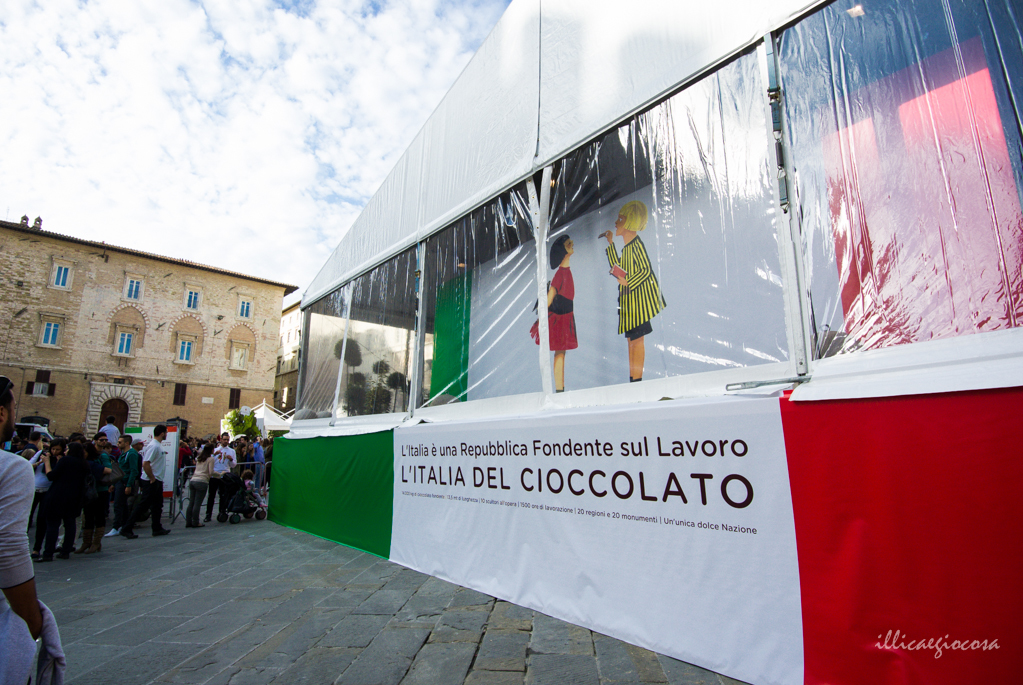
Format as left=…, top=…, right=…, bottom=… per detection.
left=170, top=458, right=268, bottom=524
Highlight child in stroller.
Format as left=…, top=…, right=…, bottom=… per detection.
left=225, top=470, right=268, bottom=524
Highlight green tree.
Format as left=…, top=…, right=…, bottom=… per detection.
left=344, top=382, right=367, bottom=416
left=387, top=372, right=407, bottom=412
left=343, top=341, right=362, bottom=368
left=224, top=409, right=259, bottom=439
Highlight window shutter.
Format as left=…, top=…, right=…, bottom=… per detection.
left=25, top=382, right=34, bottom=394
left=36, top=370, right=51, bottom=383
left=47, top=384, right=56, bottom=397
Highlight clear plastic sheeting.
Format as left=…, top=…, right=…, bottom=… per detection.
left=335, top=248, right=419, bottom=418
left=545, top=50, right=788, bottom=391
left=779, top=0, right=1023, bottom=358
left=294, top=286, right=349, bottom=420
left=417, top=184, right=539, bottom=406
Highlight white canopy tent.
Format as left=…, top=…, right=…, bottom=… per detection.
left=294, top=0, right=1023, bottom=434
left=253, top=401, right=291, bottom=436
left=277, top=3, right=1023, bottom=683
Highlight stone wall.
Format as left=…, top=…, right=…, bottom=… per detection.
left=0, top=222, right=292, bottom=437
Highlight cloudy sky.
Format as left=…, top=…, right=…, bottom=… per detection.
left=0, top=0, right=510, bottom=306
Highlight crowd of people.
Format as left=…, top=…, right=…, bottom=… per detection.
left=1, top=378, right=278, bottom=681
left=6, top=415, right=274, bottom=562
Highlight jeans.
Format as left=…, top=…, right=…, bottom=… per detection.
left=112, top=483, right=134, bottom=530
left=43, top=508, right=77, bottom=557
left=122, top=479, right=165, bottom=533
left=206, top=478, right=229, bottom=519
left=33, top=496, right=49, bottom=553
left=83, top=496, right=108, bottom=530
left=28, top=490, right=47, bottom=530
left=187, top=480, right=208, bottom=526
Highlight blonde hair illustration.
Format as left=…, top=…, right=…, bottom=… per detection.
left=618, top=200, right=648, bottom=232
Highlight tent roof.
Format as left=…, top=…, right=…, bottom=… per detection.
left=254, top=402, right=291, bottom=432
left=303, top=0, right=824, bottom=306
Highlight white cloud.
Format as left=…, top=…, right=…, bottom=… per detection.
left=0, top=0, right=509, bottom=305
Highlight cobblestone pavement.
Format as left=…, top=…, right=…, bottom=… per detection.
left=33, top=518, right=748, bottom=685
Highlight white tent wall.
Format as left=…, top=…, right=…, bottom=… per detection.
left=303, top=0, right=823, bottom=306
left=304, top=0, right=542, bottom=304
left=535, top=0, right=816, bottom=166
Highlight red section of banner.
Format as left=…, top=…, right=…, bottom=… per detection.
left=781, top=387, right=1023, bottom=684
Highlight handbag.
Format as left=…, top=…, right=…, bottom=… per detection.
left=101, top=459, right=125, bottom=486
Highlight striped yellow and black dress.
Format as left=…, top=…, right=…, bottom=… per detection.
left=606, top=236, right=666, bottom=335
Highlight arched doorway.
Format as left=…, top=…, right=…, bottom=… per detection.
left=100, top=398, right=130, bottom=432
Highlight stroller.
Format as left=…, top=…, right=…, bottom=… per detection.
left=224, top=473, right=268, bottom=524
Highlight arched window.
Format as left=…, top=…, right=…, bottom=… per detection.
left=108, top=306, right=146, bottom=358
left=170, top=315, right=206, bottom=365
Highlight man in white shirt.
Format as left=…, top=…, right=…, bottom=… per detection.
left=206, top=434, right=236, bottom=522
left=0, top=375, right=43, bottom=645
left=98, top=416, right=120, bottom=446
left=120, top=425, right=170, bottom=539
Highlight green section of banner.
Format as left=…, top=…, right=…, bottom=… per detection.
left=429, top=271, right=472, bottom=401
left=268, top=431, right=394, bottom=558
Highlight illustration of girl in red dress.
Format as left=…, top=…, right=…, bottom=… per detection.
left=530, top=235, right=577, bottom=392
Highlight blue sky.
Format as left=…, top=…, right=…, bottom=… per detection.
left=0, top=0, right=510, bottom=305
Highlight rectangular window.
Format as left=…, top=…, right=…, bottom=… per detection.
left=239, top=299, right=252, bottom=318
left=117, top=332, right=133, bottom=355
left=42, top=322, right=60, bottom=346
left=28, top=370, right=55, bottom=397
left=229, top=388, right=241, bottom=409
left=173, top=383, right=187, bottom=406
left=186, top=290, right=200, bottom=310
left=179, top=339, right=193, bottom=362
left=122, top=274, right=144, bottom=301
left=50, top=261, right=73, bottom=290
left=126, top=279, right=141, bottom=300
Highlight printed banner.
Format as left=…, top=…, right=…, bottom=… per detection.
left=391, top=396, right=803, bottom=685
left=124, top=425, right=179, bottom=495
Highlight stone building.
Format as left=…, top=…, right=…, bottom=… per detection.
left=0, top=216, right=297, bottom=437
left=273, top=301, right=301, bottom=414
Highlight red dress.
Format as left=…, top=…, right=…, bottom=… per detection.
left=531, top=267, right=578, bottom=351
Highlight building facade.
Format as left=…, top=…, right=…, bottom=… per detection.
left=0, top=217, right=297, bottom=437
left=274, top=301, right=301, bottom=413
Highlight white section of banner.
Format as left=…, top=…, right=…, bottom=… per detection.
left=391, top=396, right=802, bottom=685
left=124, top=425, right=180, bottom=496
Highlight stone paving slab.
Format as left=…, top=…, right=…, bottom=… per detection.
left=30, top=519, right=750, bottom=685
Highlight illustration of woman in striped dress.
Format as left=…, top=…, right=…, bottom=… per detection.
left=600, top=200, right=666, bottom=382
